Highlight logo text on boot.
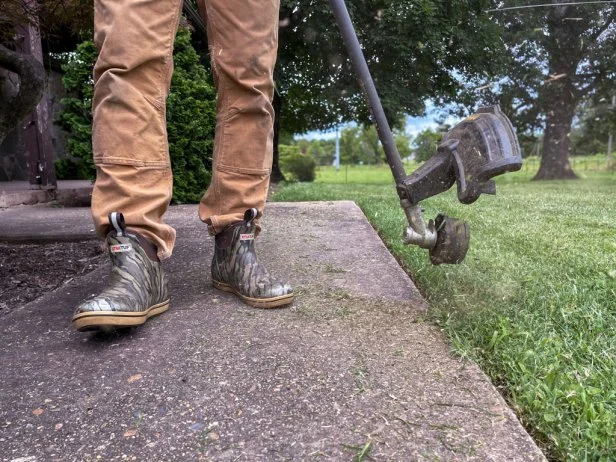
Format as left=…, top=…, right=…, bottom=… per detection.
left=110, top=244, right=133, bottom=253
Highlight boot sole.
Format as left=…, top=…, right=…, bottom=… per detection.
left=72, top=300, right=170, bottom=332
left=212, top=280, right=294, bottom=308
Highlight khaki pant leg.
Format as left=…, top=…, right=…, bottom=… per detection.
left=91, top=0, right=183, bottom=259
left=197, top=0, right=280, bottom=235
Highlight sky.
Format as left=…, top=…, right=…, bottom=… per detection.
left=298, top=100, right=458, bottom=141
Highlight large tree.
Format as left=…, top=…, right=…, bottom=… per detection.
left=468, top=1, right=615, bottom=180
left=1, top=0, right=45, bottom=146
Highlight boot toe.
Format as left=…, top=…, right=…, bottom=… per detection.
left=278, top=283, right=293, bottom=296
left=255, top=280, right=293, bottom=298
left=75, top=297, right=122, bottom=314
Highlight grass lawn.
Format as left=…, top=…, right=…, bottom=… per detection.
left=272, top=157, right=616, bottom=461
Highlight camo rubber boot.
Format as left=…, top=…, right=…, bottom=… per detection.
left=72, top=212, right=169, bottom=332
left=211, top=209, right=293, bottom=309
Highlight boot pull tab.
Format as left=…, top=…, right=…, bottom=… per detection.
left=109, top=212, right=127, bottom=237
left=243, top=208, right=258, bottom=227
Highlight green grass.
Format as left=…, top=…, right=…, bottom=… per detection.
left=315, top=163, right=416, bottom=184
left=272, top=158, right=616, bottom=460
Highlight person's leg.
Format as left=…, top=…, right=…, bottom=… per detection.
left=73, top=0, right=183, bottom=331
left=197, top=0, right=279, bottom=234
left=91, top=0, right=183, bottom=260
left=198, top=0, right=293, bottom=308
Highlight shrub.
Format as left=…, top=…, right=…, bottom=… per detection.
left=279, top=145, right=316, bottom=182
left=166, top=28, right=216, bottom=203
left=55, top=40, right=97, bottom=180
left=56, top=27, right=216, bottom=203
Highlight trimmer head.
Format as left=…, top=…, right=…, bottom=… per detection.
left=329, top=0, right=521, bottom=265
left=429, top=214, right=470, bottom=265
left=399, top=105, right=521, bottom=264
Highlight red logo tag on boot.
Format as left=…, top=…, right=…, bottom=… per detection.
left=110, top=244, right=132, bottom=253
left=240, top=233, right=255, bottom=241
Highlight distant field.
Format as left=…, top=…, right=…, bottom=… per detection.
left=315, top=163, right=409, bottom=184
left=272, top=156, right=616, bottom=460
left=314, top=154, right=611, bottom=185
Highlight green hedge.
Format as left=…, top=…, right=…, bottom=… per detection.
left=56, top=27, right=216, bottom=203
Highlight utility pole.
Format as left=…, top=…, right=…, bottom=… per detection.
left=607, top=95, right=615, bottom=161
left=335, top=126, right=341, bottom=171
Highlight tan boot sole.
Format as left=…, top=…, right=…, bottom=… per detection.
left=212, top=280, right=294, bottom=309
left=72, top=300, right=170, bottom=332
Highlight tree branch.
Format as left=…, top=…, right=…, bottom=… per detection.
left=582, top=15, right=615, bottom=54
left=589, top=15, right=614, bottom=42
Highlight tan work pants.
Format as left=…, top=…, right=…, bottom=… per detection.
left=91, top=0, right=279, bottom=260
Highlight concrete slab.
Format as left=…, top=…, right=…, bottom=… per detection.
left=0, top=205, right=95, bottom=242
left=0, top=202, right=546, bottom=461
left=0, top=181, right=92, bottom=209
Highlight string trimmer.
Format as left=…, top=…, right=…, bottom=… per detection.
left=329, top=0, right=522, bottom=265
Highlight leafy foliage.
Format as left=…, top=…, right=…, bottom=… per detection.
left=485, top=2, right=614, bottom=133
left=339, top=126, right=370, bottom=164
left=307, top=139, right=336, bottom=166
left=572, top=96, right=616, bottom=156
left=56, top=40, right=97, bottom=180
left=463, top=1, right=616, bottom=178
left=0, top=1, right=94, bottom=147
left=336, top=125, right=381, bottom=165
left=412, top=128, right=442, bottom=163
left=394, top=131, right=412, bottom=160
left=56, top=28, right=216, bottom=203
left=276, top=0, right=501, bottom=134
left=166, top=27, right=216, bottom=203
left=279, top=145, right=316, bottom=182
left=1, top=0, right=93, bottom=45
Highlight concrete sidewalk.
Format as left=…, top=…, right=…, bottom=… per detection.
left=0, top=202, right=545, bottom=461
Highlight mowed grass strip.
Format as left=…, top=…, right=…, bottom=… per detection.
left=272, top=160, right=616, bottom=461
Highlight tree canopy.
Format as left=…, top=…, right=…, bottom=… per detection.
left=276, top=0, right=502, bottom=134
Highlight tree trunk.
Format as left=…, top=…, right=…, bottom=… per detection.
left=270, top=89, right=285, bottom=183
left=533, top=2, right=583, bottom=181
left=534, top=98, right=578, bottom=180
left=0, top=45, right=46, bottom=146
left=533, top=85, right=578, bottom=180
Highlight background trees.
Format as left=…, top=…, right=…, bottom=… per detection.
left=412, top=128, right=442, bottom=163
left=2, top=0, right=613, bottom=190
left=465, top=1, right=615, bottom=179
left=571, top=95, right=616, bottom=158
left=0, top=0, right=91, bottom=145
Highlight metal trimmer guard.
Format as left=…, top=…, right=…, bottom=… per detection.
left=399, top=106, right=522, bottom=206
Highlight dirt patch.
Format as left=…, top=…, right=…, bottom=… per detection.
left=0, top=241, right=105, bottom=316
